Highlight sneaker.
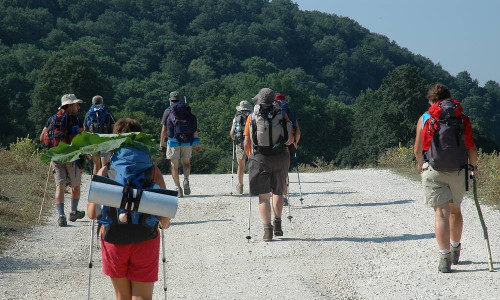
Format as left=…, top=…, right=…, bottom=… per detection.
left=438, top=253, right=452, bottom=273
left=273, top=218, right=283, bottom=236
left=176, top=186, right=184, bottom=198
left=283, top=197, right=289, bottom=206
left=58, top=216, right=67, bottom=227
left=450, top=243, right=461, bottom=265
left=69, top=210, right=85, bottom=222
left=236, top=183, right=243, bottom=194
left=263, top=225, right=273, bottom=242
left=183, top=179, right=191, bottom=195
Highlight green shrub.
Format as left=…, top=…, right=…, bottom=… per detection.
left=378, top=145, right=500, bottom=210
left=8, top=135, right=39, bottom=165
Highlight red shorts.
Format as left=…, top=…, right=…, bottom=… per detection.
left=100, top=234, right=160, bottom=282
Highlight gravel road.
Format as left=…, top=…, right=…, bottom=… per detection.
left=1, top=169, right=499, bottom=299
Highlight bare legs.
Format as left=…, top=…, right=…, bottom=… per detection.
left=111, top=277, right=154, bottom=300
left=237, top=158, right=245, bottom=185
left=258, top=193, right=283, bottom=225
left=434, top=201, right=463, bottom=250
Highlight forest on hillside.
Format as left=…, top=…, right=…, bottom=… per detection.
left=1, top=0, right=499, bottom=172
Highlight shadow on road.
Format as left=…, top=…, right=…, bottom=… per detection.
left=172, top=219, right=233, bottom=226
left=277, top=232, right=435, bottom=243
left=0, top=257, right=52, bottom=272
left=301, top=199, right=414, bottom=209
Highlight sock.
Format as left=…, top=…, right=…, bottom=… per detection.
left=71, top=198, right=79, bottom=213
left=56, top=203, right=65, bottom=216
left=274, top=216, right=281, bottom=221
left=439, top=249, right=451, bottom=255
left=264, top=223, right=272, bottom=229
left=451, top=240, right=460, bottom=248
left=184, top=176, right=189, bottom=181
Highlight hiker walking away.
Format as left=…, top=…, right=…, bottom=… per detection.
left=84, top=95, right=116, bottom=174
left=87, top=118, right=171, bottom=300
left=243, top=88, right=294, bottom=241
left=160, top=91, right=200, bottom=197
left=230, top=100, right=253, bottom=194
left=274, top=94, right=301, bottom=205
left=40, top=94, right=85, bottom=226
left=413, top=83, right=478, bottom=273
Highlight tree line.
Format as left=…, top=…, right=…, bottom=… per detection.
left=0, top=0, right=498, bottom=172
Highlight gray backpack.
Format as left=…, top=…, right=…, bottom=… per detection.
left=250, top=102, right=289, bottom=155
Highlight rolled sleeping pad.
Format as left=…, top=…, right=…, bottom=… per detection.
left=88, top=175, right=178, bottom=218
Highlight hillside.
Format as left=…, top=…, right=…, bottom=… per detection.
left=0, top=0, right=499, bottom=170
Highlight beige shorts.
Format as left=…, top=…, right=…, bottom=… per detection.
left=51, top=161, right=82, bottom=187
left=166, top=145, right=192, bottom=160
left=235, top=145, right=247, bottom=160
left=421, top=162, right=466, bottom=207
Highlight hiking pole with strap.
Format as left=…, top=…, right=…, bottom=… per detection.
left=87, top=219, right=95, bottom=300
left=161, top=227, right=168, bottom=299
left=37, top=164, right=52, bottom=223
left=295, top=152, right=304, bottom=204
left=230, top=141, right=235, bottom=195
left=246, top=193, right=252, bottom=242
left=286, top=175, right=293, bottom=222
left=471, top=171, right=494, bottom=272
left=286, top=195, right=293, bottom=222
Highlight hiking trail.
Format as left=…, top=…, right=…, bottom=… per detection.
left=1, top=170, right=499, bottom=299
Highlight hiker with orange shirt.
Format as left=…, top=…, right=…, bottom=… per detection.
left=243, top=88, right=294, bottom=241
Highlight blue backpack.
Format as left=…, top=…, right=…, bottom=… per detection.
left=98, top=147, right=160, bottom=244
left=85, top=105, right=115, bottom=134
left=276, top=100, right=297, bottom=130
left=168, top=103, right=196, bottom=143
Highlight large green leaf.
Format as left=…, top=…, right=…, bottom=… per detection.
left=40, top=131, right=158, bottom=163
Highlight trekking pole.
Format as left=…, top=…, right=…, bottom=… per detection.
left=286, top=195, right=293, bottom=222
left=161, top=227, right=168, bottom=299
left=471, top=172, right=494, bottom=272
left=286, top=175, right=293, bottom=222
left=230, top=141, right=235, bottom=195
left=37, top=163, right=52, bottom=223
left=295, top=152, right=304, bottom=204
left=87, top=219, right=95, bottom=300
left=246, top=194, right=252, bottom=242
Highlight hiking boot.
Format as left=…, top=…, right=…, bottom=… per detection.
left=69, top=210, right=85, bottom=222
left=273, top=218, right=283, bottom=236
left=450, top=243, right=461, bottom=265
left=236, top=183, right=243, bottom=194
left=263, top=225, right=273, bottom=242
left=183, top=179, right=191, bottom=195
left=283, top=196, right=289, bottom=206
left=438, top=253, right=452, bottom=273
left=176, top=186, right=184, bottom=198
left=58, top=216, right=67, bottom=227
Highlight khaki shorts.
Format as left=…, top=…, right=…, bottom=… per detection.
left=421, top=162, right=466, bottom=207
left=248, top=152, right=289, bottom=196
left=51, top=161, right=82, bottom=187
left=235, top=145, right=247, bottom=160
left=166, top=145, right=192, bottom=160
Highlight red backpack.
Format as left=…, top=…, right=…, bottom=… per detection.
left=421, top=99, right=473, bottom=171
left=43, top=109, right=80, bottom=148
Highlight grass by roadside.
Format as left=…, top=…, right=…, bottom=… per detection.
left=0, top=137, right=54, bottom=251
left=378, top=144, right=500, bottom=210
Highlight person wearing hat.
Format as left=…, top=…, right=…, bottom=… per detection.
left=243, top=88, right=294, bottom=241
left=160, top=91, right=200, bottom=197
left=229, top=100, right=253, bottom=194
left=39, top=94, right=85, bottom=226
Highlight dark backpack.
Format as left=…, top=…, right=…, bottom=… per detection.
left=85, top=105, right=114, bottom=134
left=234, top=110, right=251, bottom=146
left=422, top=99, right=468, bottom=171
left=168, top=103, right=196, bottom=143
left=275, top=100, right=297, bottom=130
left=43, top=109, right=80, bottom=148
left=98, top=147, right=160, bottom=245
left=250, top=102, right=288, bottom=155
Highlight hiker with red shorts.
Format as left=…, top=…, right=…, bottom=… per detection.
left=243, top=88, right=294, bottom=241
left=87, top=118, right=171, bottom=300
left=39, top=94, right=85, bottom=227
left=414, top=83, right=478, bottom=273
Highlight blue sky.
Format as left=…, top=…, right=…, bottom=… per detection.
left=294, top=0, right=500, bottom=86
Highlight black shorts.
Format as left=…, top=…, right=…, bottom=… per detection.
left=248, top=152, right=290, bottom=196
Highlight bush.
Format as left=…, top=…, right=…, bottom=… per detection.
left=8, top=135, right=39, bottom=165
left=378, top=145, right=500, bottom=210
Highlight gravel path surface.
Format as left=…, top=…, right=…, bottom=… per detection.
left=1, top=169, right=499, bottom=299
